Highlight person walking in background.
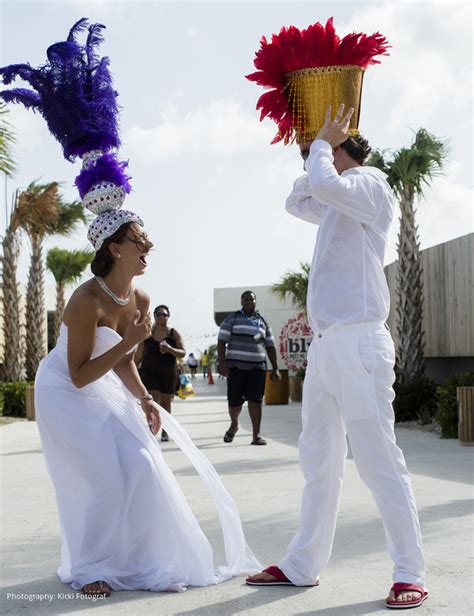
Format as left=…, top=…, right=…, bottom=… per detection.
left=136, top=305, right=185, bottom=442
left=201, top=350, right=209, bottom=378
left=218, top=291, right=280, bottom=446
left=187, top=352, right=198, bottom=379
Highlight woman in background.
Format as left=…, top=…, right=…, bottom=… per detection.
left=136, top=305, right=185, bottom=441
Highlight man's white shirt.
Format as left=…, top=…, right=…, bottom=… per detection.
left=286, top=139, right=395, bottom=331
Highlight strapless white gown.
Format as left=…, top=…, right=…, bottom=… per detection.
left=34, top=324, right=260, bottom=592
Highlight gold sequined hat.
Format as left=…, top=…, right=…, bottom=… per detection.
left=246, top=18, right=389, bottom=144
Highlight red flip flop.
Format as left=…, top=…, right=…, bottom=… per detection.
left=246, top=565, right=319, bottom=587
left=246, top=565, right=295, bottom=586
left=385, top=583, right=428, bottom=609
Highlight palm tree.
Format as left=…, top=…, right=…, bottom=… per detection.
left=0, top=105, right=20, bottom=380
left=15, top=182, right=60, bottom=379
left=0, top=101, right=15, bottom=177
left=14, top=182, right=88, bottom=379
left=46, top=248, right=94, bottom=344
left=1, top=191, right=24, bottom=381
left=272, top=262, right=310, bottom=313
left=368, top=129, right=449, bottom=382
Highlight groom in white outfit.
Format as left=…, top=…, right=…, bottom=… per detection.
left=247, top=105, right=427, bottom=608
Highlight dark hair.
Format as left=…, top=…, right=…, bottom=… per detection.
left=90, top=222, right=132, bottom=277
left=154, top=304, right=170, bottom=317
left=241, top=290, right=256, bottom=301
left=339, top=135, right=372, bottom=164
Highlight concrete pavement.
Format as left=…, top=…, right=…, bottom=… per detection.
left=1, top=377, right=473, bottom=615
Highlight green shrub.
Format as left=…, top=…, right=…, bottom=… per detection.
left=393, top=377, right=438, bottom=422
left=0, top=381, right=33, bottom=417
left=417, top=403, right=434, bottom=426
left=436, top=373, right=474, bottom=439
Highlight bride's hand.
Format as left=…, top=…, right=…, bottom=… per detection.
left=123, top=310, right=152, bottom=347
left=140, top=399, right=161, bottom=435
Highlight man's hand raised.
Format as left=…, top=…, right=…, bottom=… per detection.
left=315, top=104, right=354, bottom=148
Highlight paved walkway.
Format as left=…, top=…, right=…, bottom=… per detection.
left=1, top=377, right=473, bottom=615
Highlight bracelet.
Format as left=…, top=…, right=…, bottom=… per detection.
left=138, top=394, right=153, bottom=404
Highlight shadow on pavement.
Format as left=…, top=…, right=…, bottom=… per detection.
left=178, top=418, right=230, bottom=426
left=294, top=599, right=386, bottom=615
left=176, top=583, right=313, bottom=616
left=229, top=399, right=474, bottom=486
left=1, top=449, right=43, bottom=456
left=171, top=455, right=299, bottom=476
left=232, top=496, right=474, bottom=573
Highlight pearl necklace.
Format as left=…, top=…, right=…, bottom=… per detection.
left=94, top=276, right=132, bottom=306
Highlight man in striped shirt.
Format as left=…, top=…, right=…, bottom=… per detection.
left=218, top=291, right=281, bottom=445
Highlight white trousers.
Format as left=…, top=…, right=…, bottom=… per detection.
left=279, top=321, right=426, bottom=587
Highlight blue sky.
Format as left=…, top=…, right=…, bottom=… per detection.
left=1, top=0, right=472, bottom=353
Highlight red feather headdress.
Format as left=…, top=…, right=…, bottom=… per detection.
left=246, top=18, right=389, bottom=144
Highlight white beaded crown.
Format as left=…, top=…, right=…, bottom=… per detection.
left=87, top=209, right=144, bottom=251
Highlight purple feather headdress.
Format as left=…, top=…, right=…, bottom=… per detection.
left=0, top=18, right=140, bottom=249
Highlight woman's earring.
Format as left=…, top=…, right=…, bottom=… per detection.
left=117, top=253, right=121, bottom=259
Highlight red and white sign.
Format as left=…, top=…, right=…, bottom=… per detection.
left=279, top=312, right=313, bottom=372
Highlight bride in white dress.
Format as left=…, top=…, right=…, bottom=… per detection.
left=35, top=221, right=260, bottom=596
left=1, top=17, right=259, bottom=597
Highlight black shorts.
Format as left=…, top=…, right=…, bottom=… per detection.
left=139, top=367, right=178, bottom=395
left=227, top=367, right=266, bottom=406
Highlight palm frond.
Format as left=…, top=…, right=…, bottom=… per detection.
left=46, top=247, right=94, bottom=285
left=374, top=128, right=449, bottom=199
left=13, top=181, right=90, bottom=239
left=366, top=149, right=389, bottom=174
left=14, top=181, right=60, bottom=238
left=0, top=101, right=16, bottom=176
left=272, top=262, right=310, bottom=312
left=413, top=128, right=451, bottom=165
left=53, top=200, right=89, bottom=235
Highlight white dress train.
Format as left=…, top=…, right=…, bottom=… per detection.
left=34, top=324, right=261, bottom=592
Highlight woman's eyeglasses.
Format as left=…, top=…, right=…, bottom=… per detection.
left=155, top=312, right=169, bottom=318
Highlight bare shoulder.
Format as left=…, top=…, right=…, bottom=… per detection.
left=134, top=287, right=150, bottom=314
left=63, top=280, right=102, bottom=325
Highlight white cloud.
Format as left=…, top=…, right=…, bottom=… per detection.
left=416, top=176, right=473, bottom=249
left=336, top=0, right=473, bottom=265
left=69, top=0, right=119, bottom=10
left=265, top=149, right=302, bottom=189
left=186, top=25, right=200, bottom=38
left=8, top=106, right=49, bottom=153
left=124, top=99, right=275, bottom=162
left=339, top=1, right=472, bottom=152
